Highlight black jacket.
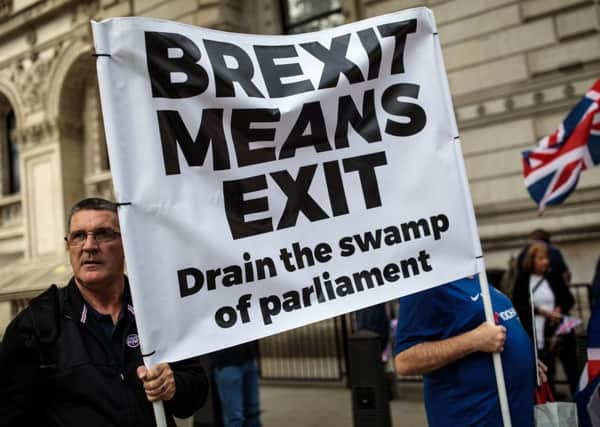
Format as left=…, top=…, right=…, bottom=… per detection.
left=0, top=278, right=208, bottom=427
left=512, top=270, right=575, bottom=343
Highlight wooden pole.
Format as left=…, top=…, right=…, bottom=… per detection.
left=478, top=262, right=513, bottom=427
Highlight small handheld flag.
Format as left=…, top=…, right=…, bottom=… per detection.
left=522, top=79, right=600, bottom=212
left=555, top=315, right=582, bottom=336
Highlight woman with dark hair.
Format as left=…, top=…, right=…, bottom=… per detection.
left=512, top=242, right=578, bottom=396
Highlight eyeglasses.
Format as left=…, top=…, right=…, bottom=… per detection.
left=65, top=228, right=121, bottom=247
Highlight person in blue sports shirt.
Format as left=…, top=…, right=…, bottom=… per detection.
left=394, top=276, right=538, bottom=426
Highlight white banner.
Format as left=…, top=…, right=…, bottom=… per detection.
left=92, top=7, right=482, bottom=365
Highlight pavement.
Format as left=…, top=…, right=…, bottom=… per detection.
left=260, top=382, right=427, bottom=427
left=177, top=381, right=427, bottom=427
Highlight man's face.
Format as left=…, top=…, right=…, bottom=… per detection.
left=68, top=209, right=124, bottom=290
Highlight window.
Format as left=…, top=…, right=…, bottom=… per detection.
left=1, top=105, right=19, bottom=196
left=281, top=0, right=344, bottom=34
left=5, top=110, right=19, bottom=194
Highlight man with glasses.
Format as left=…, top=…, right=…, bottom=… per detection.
left=0, top=197, right=208, bottom=426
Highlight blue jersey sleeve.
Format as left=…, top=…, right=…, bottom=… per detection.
left=394, top=286, right=453, bottom=355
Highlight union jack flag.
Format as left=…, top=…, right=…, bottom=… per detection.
left=554, top=315, right=582, bottom=336
left=576, top=303, right=600, bottom=427
left=522, top=79, right=600, bottom=211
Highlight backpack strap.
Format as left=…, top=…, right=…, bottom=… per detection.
left=29, top=284, right=64, bottom=365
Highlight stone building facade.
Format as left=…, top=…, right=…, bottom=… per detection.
left=0, top=0, right=599, bottom=331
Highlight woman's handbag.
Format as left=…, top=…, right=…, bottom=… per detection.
left=535, top=383, right=578, bottom=426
